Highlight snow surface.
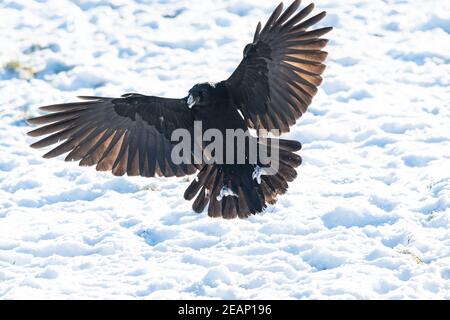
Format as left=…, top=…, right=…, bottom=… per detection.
left=0, top=0, right=449, bottom=299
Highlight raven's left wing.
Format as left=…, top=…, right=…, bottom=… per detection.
left=225, top=0, right=332, bottom=133
left=27, top=94, right=198, bottom=177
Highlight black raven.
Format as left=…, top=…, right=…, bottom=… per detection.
left=27, top=0, right=332, bottom=219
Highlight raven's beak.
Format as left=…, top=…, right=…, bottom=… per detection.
left=187, top=94, right=200, bottom=109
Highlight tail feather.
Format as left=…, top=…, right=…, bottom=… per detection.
left=260, top=179, right=278, bottom=205
left=277, top=139, right=302, bottom=152
left=184, top=165, right=213, bottom=201
left=192, top=187, right=209, bottom=213
left=184, top=138, right=302, bottom=219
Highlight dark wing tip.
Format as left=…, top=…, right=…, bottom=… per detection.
left=262, top=2, right=284, bottom=33
left=27, top=128, right=41, bottom=137
left=305, top=3, right=315, bottom=12
left=321, top=26, right=334, bottom=34
left=26, top=116, right=44, bottom=125
left=276, top=0, right=302, bottom=27
left=43, top=151, right=58, bottom=159
left=29, top=138, right=53, bottom=151
left=77, top=96, right=102, bottom=101
left=291, top=0, right=302, bottom=10
left=29, top=141, right=41, bottom=149
left=317, top=11, right=327, bottom=19
left=254, top=21, right=262, bottom=42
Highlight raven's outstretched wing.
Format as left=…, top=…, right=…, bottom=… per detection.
left=226, top=0, right=332, bottom=133
left=27, top=94, right=198, bottom=177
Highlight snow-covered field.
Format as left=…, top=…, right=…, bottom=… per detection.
left=0, top=0, right=449, bottom=299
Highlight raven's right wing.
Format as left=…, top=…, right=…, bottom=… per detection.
left=27, top=94, right=199, bottom=177
left=225, top=0, right=332, bottom=133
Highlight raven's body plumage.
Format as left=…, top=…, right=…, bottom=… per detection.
left=192, top=82, right=247, bottom=133
left=27, top=0, right=332, bottom=219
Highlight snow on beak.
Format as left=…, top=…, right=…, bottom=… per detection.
left=187, top=94, right=199, bottom=109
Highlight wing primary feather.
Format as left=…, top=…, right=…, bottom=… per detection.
left=260, top=2, right=284, bottom=36
left=126, top=127, right=140, bottom=176
left=138, top=127, right=148, bottom=177
left=274, top=0, right=301, bottom=28
left=112, top=130, right=131, bottom=176
left=291, top=11, right=327, bottom=33
left=94, top=116, right=129, bottom=163
left=79, top=128, right=115, bottom=167
left=96, top=130, right=126, bottom=172
left=27, top=109, right=87, bottom=125
left=65, top=126, right=108, bottom=162
left=39, top=101, right=97, bottom=112
left=155, top=134, right=166, bottom=176
left=27, top=118, right=78, bottom=137
left=253, top=21, right=262, bottom=42
left=284, top=49, right=328, bottom=62
left=286, top=27, right=333, bottom=41
left=280, top=3, right=315, bottom=31
left=288, top=38, right=329, bottom=50
left=43, top=127, right=95, bottom=159
left=146, top=131, right=157, bottom=178
left=30, top=125, right=78, bottom=149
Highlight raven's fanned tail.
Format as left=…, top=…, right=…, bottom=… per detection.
left=184, top=138, right=302, bottom=219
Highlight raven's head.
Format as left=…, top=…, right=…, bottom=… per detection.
left=187, top=82, right=216, bottom=109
